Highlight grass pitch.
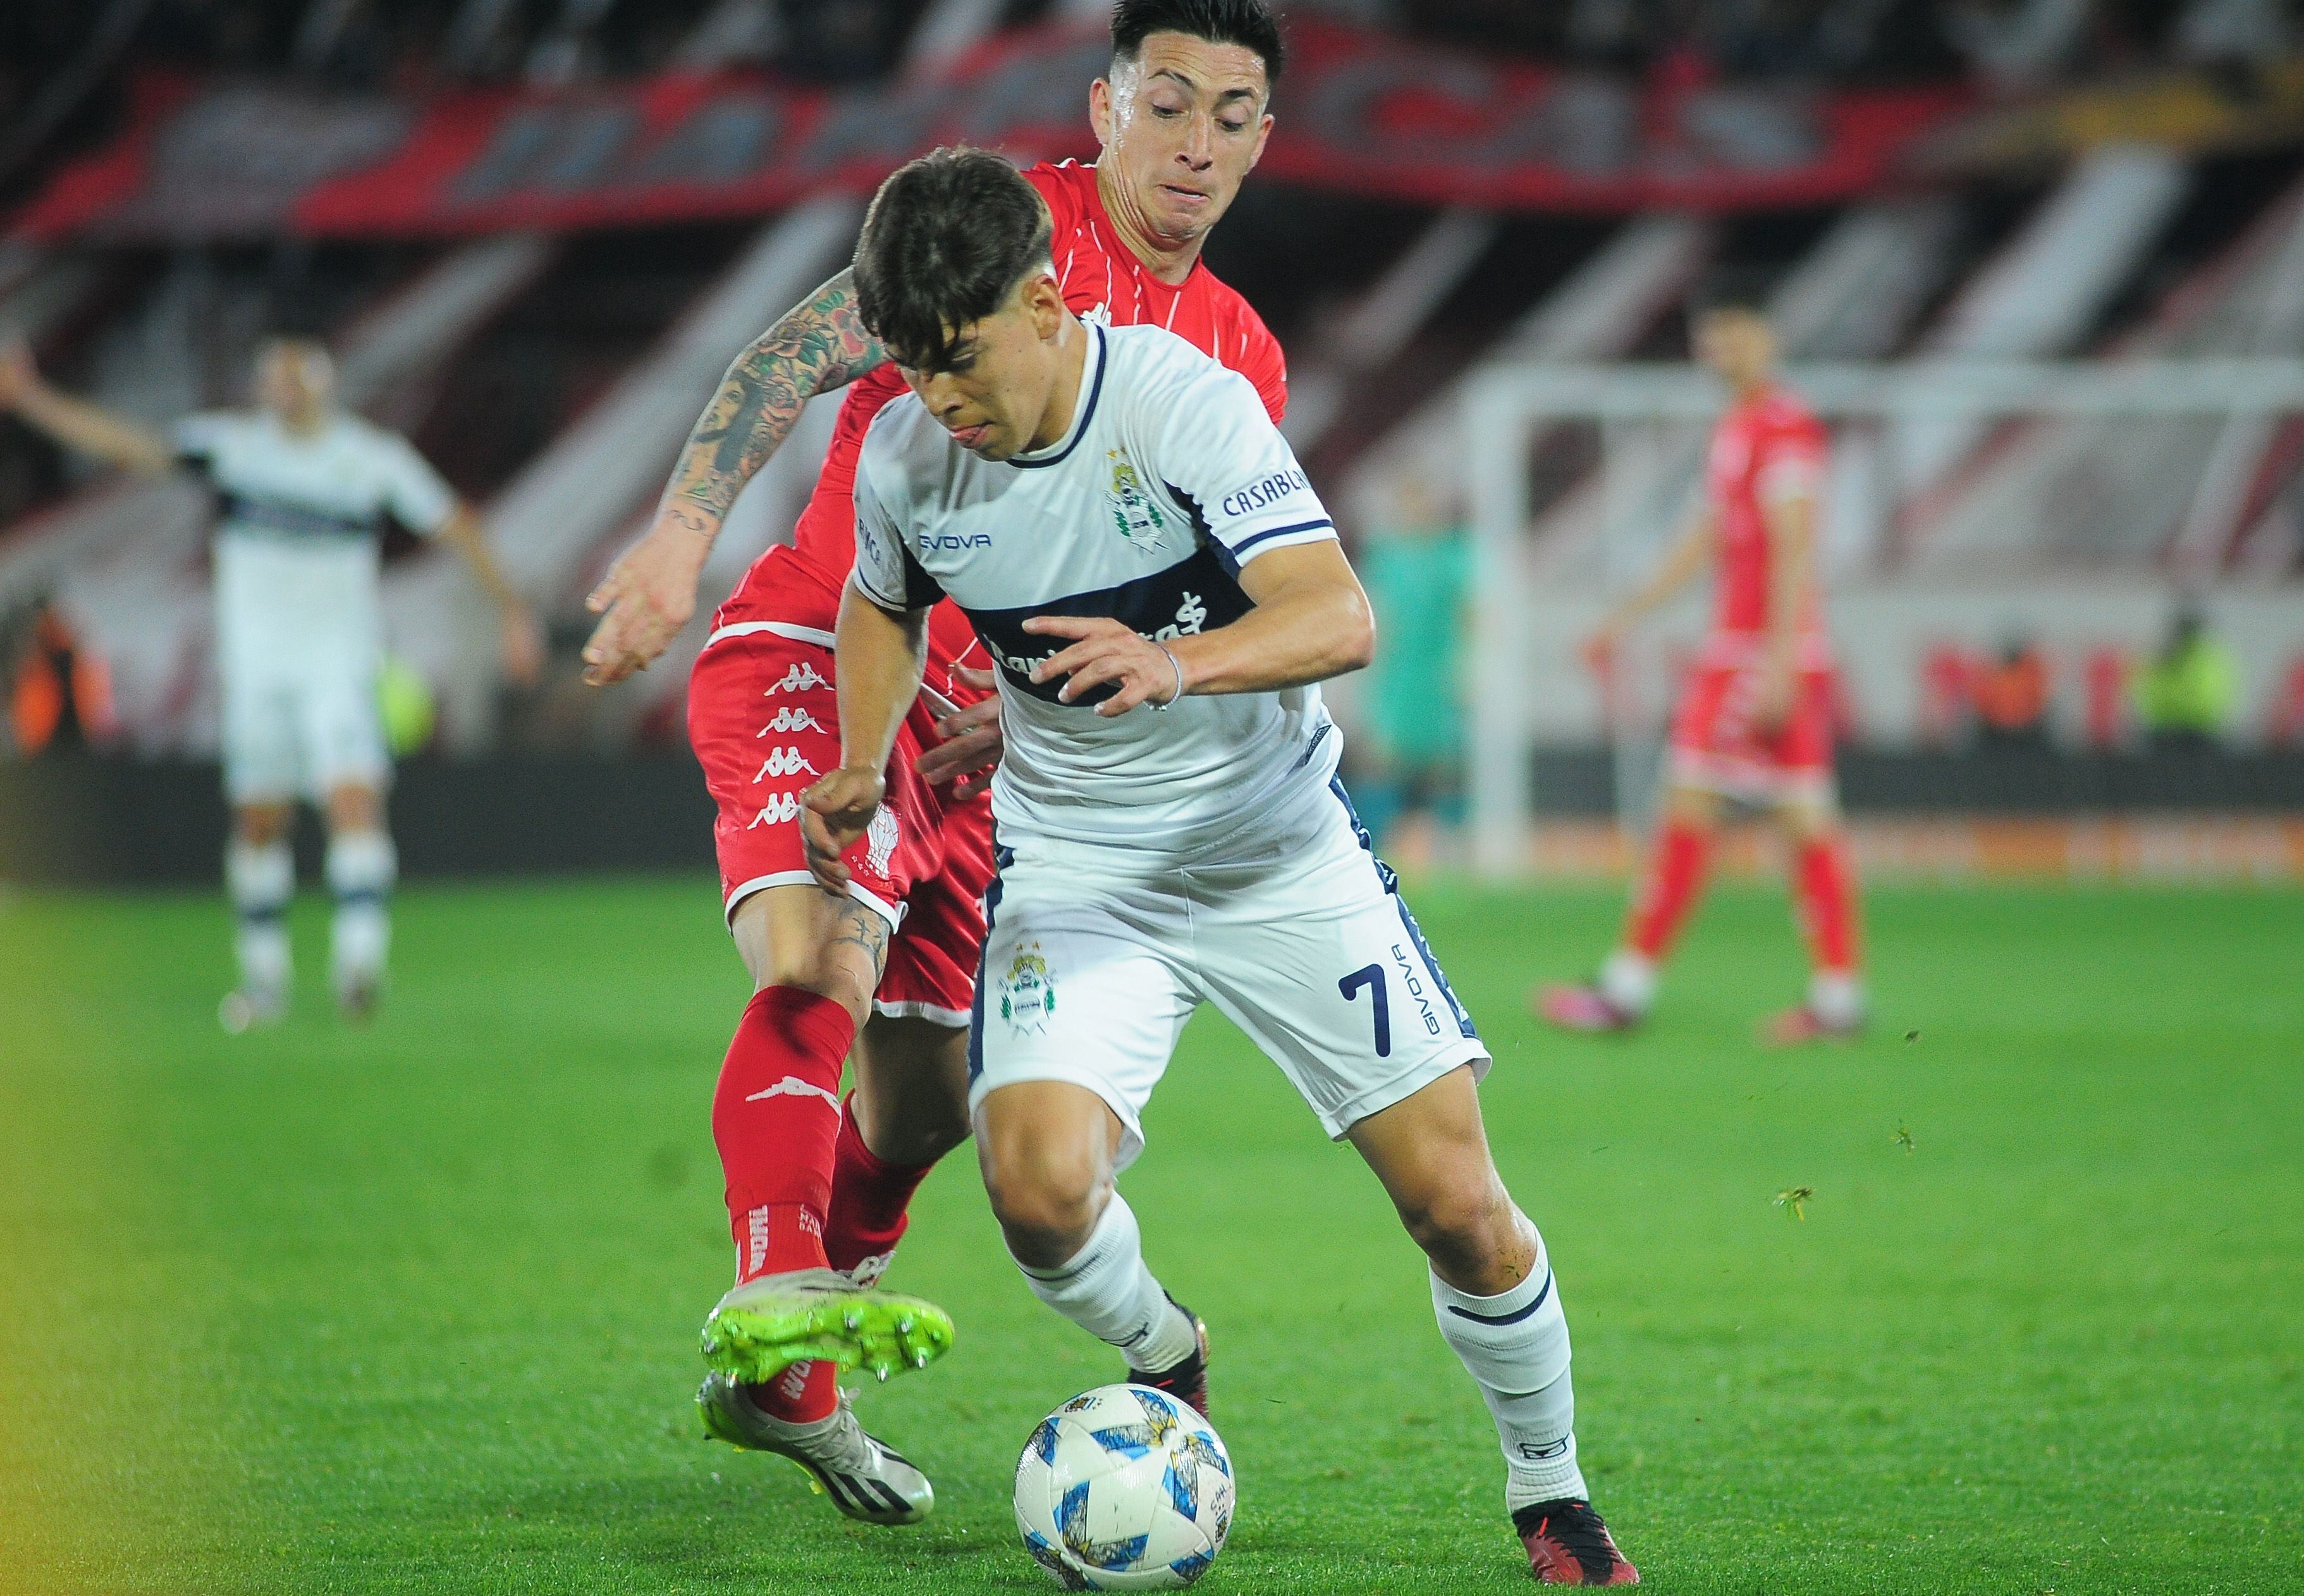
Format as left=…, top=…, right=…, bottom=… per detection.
left=2, top=874, right=2298, bottom=1594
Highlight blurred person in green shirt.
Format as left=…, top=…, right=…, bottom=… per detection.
left=2134, top=606, right=2237, bottom=751
left=1357, top=473, right=1471, bottom=866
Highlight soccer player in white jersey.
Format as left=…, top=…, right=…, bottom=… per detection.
left=0, top=336, right=541, bottom=1026
left=800, top=150, right=1640, bottom=1585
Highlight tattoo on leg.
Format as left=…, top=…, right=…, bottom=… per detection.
left=828, top=897, right=890, bottom=982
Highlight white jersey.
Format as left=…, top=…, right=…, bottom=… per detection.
left=850, top=321, right=1343, bottom=849
left=175, top=410, right=458, bottom=678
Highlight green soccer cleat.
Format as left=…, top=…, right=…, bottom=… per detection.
left=699, top=1268, right=954, bottom=1387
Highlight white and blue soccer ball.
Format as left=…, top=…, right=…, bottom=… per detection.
left=1012, top=1383, right=1234, bottom=1590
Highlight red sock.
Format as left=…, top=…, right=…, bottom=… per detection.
left=1625, top=818, right=1712, bottom=960
left=1794, top=833, right=1861, bottom=974
left=710, top=985, right=854, bottom=1424
left=824, top=1094, right=940, bottom=1280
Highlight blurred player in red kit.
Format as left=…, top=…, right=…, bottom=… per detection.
left=579, top=0, right=1289, bottom=1523
left=1540, top=288, right=1865, bottom=1045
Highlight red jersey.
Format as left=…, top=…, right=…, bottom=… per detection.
left=1702, top=383, right=1828, bottom=665
left=713, top=159, right=1290, bottom=679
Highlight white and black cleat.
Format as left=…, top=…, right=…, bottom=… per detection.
left=218, top=986, right=288, bottom=1034
left=336, top=973, right=382, bottom=1024
left=697, top=1372, right=933, bottom=1526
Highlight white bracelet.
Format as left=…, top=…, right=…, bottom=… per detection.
left=1151, top=644, right=1185, bottom=710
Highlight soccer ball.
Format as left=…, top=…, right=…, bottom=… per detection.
left=1012, top=1384, right=1234, bottom=1590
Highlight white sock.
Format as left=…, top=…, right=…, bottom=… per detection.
left=326, top=829, right=396, bottom=990
left=1810, top=969, right=1864, bottom=1028
left=1598, top=949, right=1655, bottom=1015
left=1431, top=1241, right=1590, bottom=1511
left=1011, top=1192, right=1199, bottom=1374
left=226, top=839, right=293, bottom=997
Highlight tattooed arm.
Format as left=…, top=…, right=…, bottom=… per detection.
left=580, top=269, right=888, bottom=687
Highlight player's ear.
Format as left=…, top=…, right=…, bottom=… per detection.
left=1247, top=110, right=1273, bottom=171
left=1089, top=76, right=1115, bottom=147
left=1025, top=271, right=1064, bottom=341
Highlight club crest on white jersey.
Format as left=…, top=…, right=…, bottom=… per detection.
left=1105, top=449, right=1172, bottom=551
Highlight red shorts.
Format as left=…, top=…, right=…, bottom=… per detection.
left=689, top=623, right=995, bottom=1028
left=1667, top=656, right=1835, bottom=802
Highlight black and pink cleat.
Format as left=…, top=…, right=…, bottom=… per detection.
left=1535, top=983, right=1641, bottom=1035
left=1127, top=1294, right=1210, bottom=1419
left=1514, top=1498, right=1640, bottom=1585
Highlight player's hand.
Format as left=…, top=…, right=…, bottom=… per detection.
left=916, top=665, right=1002, bottom=801
left=499, top=603, right=545, bottom=687
left=0, top=339, right=37, bottom=410
left=580, top=515, right=711, bottom=687
left=800, top=763, right=885, bottom=893
left=1581, top=620, right=1622, bottom=678
left=1022, top=616, right=1186, bottom=716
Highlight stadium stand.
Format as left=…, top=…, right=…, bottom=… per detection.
left=3, top=0, right=2302, bottom=880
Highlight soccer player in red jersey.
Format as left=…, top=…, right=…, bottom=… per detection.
left=579, top=0, right=1290, bottom=1521
left=1540, top=290, right=1866, bottom=1045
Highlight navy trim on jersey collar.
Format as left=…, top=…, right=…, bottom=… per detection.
left=1008, top=322, right=1106, bottom=471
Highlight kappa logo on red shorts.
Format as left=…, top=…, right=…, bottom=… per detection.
left=754, top=746, right=820, bottom=782
left=760, top=706, right=827, bottom=735
left=747, top=794, right=800, bottom=827
left=765, top=662, right=831, bottom=696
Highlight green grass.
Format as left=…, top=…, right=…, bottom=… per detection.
left=2, top=875, right=2299, bottom=1594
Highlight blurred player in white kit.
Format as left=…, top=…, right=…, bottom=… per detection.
left=1, top=336, right=541, bottom=1026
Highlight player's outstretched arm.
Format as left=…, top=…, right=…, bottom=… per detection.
left=1599, top=509, right=1713, bottom=646
left=1026, top=540, right=1375, bottom=716
left=802, top=581, right=928, bottom=891
left=581, top=269, right=892, bottom=686
left=0, top=340, right=173, bottom=476
left=435, top=505, right=546, bottom=685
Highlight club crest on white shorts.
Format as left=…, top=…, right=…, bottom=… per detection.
left=999, top=942, right=1057, bottom=1035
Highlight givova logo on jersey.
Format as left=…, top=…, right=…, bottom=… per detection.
left=1106, top=450, right=1170, bottom=551
left=999, top=942, right=1057, bottom=1035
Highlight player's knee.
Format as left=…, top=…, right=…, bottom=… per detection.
left=981, top=1139, right=1106, bottom=1267
left=1664, top=783, right=1722, bottom=830
left=325, top=783, right=383, bottom=835
left=235, top=803, right=291, bottom=847
left=1780, top=797, right=1839, bottom=842
left=737, top=908, right=875, bottom=1025
left=1396, top=1171, right=1514, bottom=1275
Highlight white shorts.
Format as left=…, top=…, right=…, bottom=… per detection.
left=967, top=780, right=1490, bottom=1170
left=221, top=661, right=389, bottom=804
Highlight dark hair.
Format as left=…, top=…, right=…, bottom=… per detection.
left=1112, top=0, right=1285, bottom=87
left=1689, top=265, right=1774, bottom=319
left=852, top=147, right=1055, bottom=373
